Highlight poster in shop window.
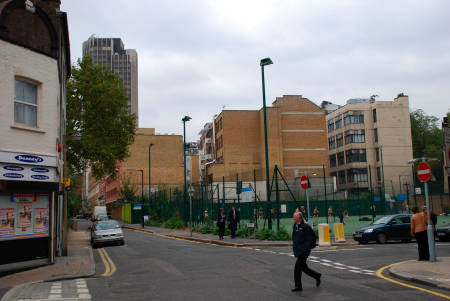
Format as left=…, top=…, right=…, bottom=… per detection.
left=18, top=201, right=32, bottom=227
left=0, top=208, right=15, bottom=235
left=0, top=194, right=49, bottom=241
left=33, top=208, right=48, bottom=233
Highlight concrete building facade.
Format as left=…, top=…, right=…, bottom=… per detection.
left=326, top=95, right=413, bottom=197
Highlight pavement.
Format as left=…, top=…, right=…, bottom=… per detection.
left=0, top=228, right=95, bottom=301
left=120, top=221, right=358, bottom=247
left=388, top=257, right=450, bottom=291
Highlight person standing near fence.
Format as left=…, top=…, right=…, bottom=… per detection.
left=410, top=206, right=429, bottom=261
left=291, top=211, right=321, bottom=292
left=228, top=206, right=240, bottom=238
left=217, top=208, right=226, bottom=240
left=313, top=207, right=319, bottom=223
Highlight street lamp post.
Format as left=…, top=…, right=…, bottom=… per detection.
left=128, top=168, right=144, bottom=228
left=182, top=116, right=192, bottom=223
left=148, top=143, right=154, bottom=209
left=260, top=57, right=273, bottom=230
left=188, top=184, right=194, bottom=236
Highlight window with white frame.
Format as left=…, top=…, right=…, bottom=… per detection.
left=14, top=79, right=37, bottom=126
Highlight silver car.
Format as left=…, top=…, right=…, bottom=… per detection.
left=91, top=220, right=125, bottom=247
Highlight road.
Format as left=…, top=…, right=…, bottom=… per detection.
left=85, top=220, right=449, bottom=301
left=9, top=219, right=450, bottom=301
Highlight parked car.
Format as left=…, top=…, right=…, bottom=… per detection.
left=436, top=223, right=450, bottom=241
left=91, top=220, right=125, bottom=247
left=353, top=214, right=413, bottom=244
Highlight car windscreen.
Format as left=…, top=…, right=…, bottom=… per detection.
left=95, top=221, right=120, bottom=230
left=372, top=216, right=392, bottom=225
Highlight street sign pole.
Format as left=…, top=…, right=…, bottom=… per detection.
left=301, top=173, right=311, bottom=224
left=417, top=159, right=436, bottom=262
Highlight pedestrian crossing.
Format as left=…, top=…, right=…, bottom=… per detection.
left=14, top=278, right=91, bottom=301
left=242, top=247, right=376, bottom=276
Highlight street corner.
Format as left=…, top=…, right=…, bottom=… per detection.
left=387, top=257, right=450, bottom=291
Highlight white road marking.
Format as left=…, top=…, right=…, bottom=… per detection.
left=320, top=263, right=333, bottom=267
left=333, top=266, right=347, bottom=270
left=349, top=269, right=363, bottom=273
left=346, top=266, right=361, bottom=270
left=334, top=262, right=345, bottom=266
left=321, top=259, right=332, bottom=262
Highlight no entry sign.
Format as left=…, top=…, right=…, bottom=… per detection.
left=417, top=162, right=431, bottom=183
left=300, top=175, right=309, bottom=190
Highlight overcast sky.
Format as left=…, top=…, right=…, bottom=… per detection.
left=61, top=0, right=450, bottom=141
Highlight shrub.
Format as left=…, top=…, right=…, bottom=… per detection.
left=272, top=227, right=290, bottom=241
left=144, top=220, right=163, bottom=227
left=257, top=228, right=275, bottom=240
left=164, top=217, right=185, bottom=229
left=236, top=226, right=248, bottom=238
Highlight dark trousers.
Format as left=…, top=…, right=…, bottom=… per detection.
left=218, top=224, right=225, bottom=238
left=414, top=230, right=429, bottom=260
left=294, top=257, right=321, bottom=289
left=230, top=223, right=237, bottom=238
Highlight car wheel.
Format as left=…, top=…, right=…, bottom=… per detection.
left=376, top=232, right=387, bottom=244
left=120, top=241, right=125, bottom=246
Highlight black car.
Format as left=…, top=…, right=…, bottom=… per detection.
left=436, top=223, right=450, bottom=241
left=353, top=214, right=413, bottom=244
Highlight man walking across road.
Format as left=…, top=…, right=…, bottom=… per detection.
left=291, top=211, right=321, bottom=292
left=228, top=206, right=240, bottom=238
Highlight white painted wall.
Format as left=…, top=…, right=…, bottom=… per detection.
left=0, top=40, right=59, bottom=157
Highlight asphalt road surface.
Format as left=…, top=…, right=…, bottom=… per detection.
left=82, top=221, right=450, bottom=301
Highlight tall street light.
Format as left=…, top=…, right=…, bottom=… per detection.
left=128, top=168, right=144, bottom=228
left=260, top=57, right=273, bottom=230
left=182, top=116, right=192, bottom=222
left=148, top=143, right=154, bottom=209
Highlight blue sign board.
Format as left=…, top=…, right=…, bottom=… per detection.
left=374, top=196, right=381, bottom=202
left=133, top=205, right=142, bottom=210
left=397, top=194, right=406, bottom=201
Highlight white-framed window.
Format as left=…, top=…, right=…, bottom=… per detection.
left=14, top=79, right=37, bottom=126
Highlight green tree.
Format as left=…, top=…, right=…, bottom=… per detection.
left=410, top=109, right=444, bottom=184
left=116, top=177, right=137, bottom=208
left=66, top=56, right=136, bottom=179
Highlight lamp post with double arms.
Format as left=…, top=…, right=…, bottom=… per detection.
left=182, top=116, right=192, bottom=223
left=260, top=57, right=273, bottom=230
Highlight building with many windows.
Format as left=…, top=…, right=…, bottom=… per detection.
left=326, top=94, right=413, bottom=196
left=82, top=36, right=138, bottom=125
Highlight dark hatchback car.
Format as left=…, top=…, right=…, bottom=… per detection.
left=436, top=223, right=450, bottom=241
left=353, top=214, right=413, bottom=244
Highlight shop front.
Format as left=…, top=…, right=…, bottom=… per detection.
left=0, top=151, right=60, bottom=272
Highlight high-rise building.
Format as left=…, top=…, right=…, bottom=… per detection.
left=82, top=36, right=138, bottom=125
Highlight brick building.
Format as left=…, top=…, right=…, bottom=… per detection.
left=199, top=95, right=329, bottom=200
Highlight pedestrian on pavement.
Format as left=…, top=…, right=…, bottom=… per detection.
left=339, top=211, right=345, bottom=225
left=228, top=206, right=240, bottom=238
left=328, top=205, right=333, bottom=221
left=313, top=207, right=319, bottom=223
left=291, top=211, right=321, bottom=292
left=411, top=206, right=429, bottom=261
left=217, top=208, right=226, bottom=240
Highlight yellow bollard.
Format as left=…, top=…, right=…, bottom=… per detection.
left=318, top=223, right=331, bottom=246
left=334, top=223, right=346, bottom=242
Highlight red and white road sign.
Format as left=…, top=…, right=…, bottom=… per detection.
left=300, top=175, right=309, bottom=189
left=417, top=162, right=431, bottom=183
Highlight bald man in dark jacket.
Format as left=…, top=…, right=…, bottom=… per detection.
left=291, top=212, right=321, bottom=292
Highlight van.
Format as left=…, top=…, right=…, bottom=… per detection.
left=92, top=206, right=107, bottom=221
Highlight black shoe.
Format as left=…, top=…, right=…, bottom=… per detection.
left=291, top=287, right=302, bottom=292
left=316, top=275, right=321, bottom=287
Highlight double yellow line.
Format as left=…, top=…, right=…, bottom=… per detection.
left=98, top=248, right=117, bottom=277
